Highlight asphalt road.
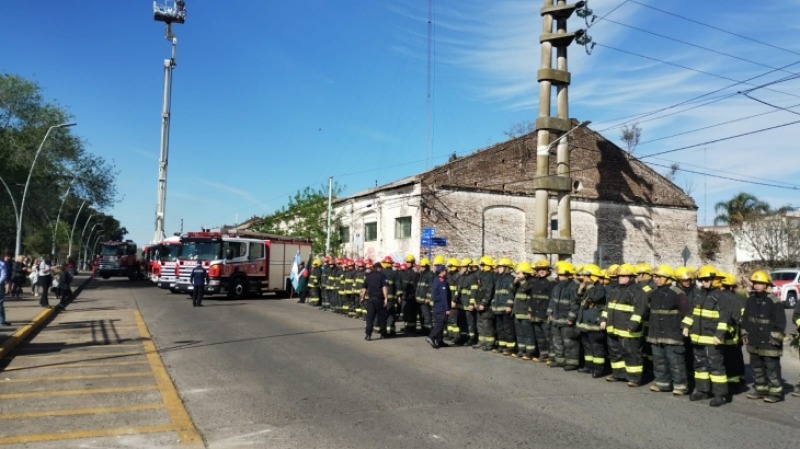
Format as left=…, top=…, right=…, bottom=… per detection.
left=122, top=281, right=800, bottom=449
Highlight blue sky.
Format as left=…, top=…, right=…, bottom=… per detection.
left=2, top=0, right=799, bottom=248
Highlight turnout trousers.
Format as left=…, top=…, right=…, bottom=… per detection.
left=749, top=353, right=782, bottom=399
left=581, top=331, right=607, bottom=374
left=514, top=319, right=535, bottom=357
left=532, top=321, right=551, bottom=361
left=651, top=343, right=688, bottom=391
left=551, top=325, right=580, bottom=367
left=496, top=313, right=516, bottom=353
left=478, top=309, right=496, bottom=349
left=608, top=334, right=644, bottom=381
left=721, top=343, right=745, bottom=386
left=418, top=301, right=433, bottom=334
left=401, top=299, right=418, bottom=332
left=693, top=344, right=728, bottom=399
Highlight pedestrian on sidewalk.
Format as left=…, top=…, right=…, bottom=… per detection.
left=190, top=260, right=208, bottom=307
left=10, top=256, right=25, bottom=299
left=56, top=263, right=75, bottom=310
left=38, top=255, right=53, bottom=308
left=28, top=259, right=39, bottom=296
left=0, top=255, right=10, bottom=325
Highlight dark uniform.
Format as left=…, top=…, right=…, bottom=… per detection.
left=602, top=276, right=648, bottom=385
left=454, top=265, right=477, bottom=344
left=190, top=262, right=208, bottom=307
left=400, top=265, right=420, bottom=332
left=529, top=273, right=554, bottom=362
left=741, top=286, right=785, bottom=402
left=577, top=280, right=607, bottom=376
left=548, top=275, right=581, bottom=369
left=415, top=265, right=434, bottom=334
left=492, top=266, right=516, bottom=355
left=361, top=264, right=388, bottom=340
left=382, top=264, right=400, bottom=336
left=320, top=260, right=332, bottom=310
left=353, top=262, right=367, bottom=318
left=476, top=263, right=496, bottom=351
left=719, top=286, right=746, bottom=389
left=512, top=273, right=535, bottom=359
left=646, top=283, right=690, bottom=393
left=428, top=269, right=451, bottom=347
left=308, top=262, right=322, bottom=306
left=446, top=265, right=461, bottom=340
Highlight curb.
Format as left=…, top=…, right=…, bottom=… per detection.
left=0, top=276, right=93, bottom=361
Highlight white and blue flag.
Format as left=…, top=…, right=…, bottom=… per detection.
left=289, top=250, right=301, bottom=290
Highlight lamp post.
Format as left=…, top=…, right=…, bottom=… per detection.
left=52, top=183, right=74, bottom=259
left=16, top=122, right=77, bottom=258
left=68, top=201, right=88, bottom=258
left=84, top=225, right=102, bottom=270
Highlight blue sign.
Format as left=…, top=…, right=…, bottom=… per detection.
left=420, top=237, right=432, bottom=246
left=430, top=237, right=447, bottom=247
left=422, top=227, right=436, bottom=238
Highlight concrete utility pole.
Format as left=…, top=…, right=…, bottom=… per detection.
left=531, top=0, right=587, bottom=261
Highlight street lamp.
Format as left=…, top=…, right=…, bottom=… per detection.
left=52, top=184, right=72, bottom=259
left=84, top=226, right=102, bottom=270
left=68, top=200, right=88, bottom=258
left=536, top=120, right=591, bottom=156
left=15, top=122, right=77, bottom=258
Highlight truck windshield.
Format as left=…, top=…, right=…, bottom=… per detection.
left=160, top=244, right=182, bottom=262
left=181, top=240, right=221, bottom=261
left=100, top=245, right=127, bottom=257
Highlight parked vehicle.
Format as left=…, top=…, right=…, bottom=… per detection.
left=770, top=268, right=800, bottom=308
left=173, top=230, right=312, bottom=299
left=97, top=240, right=142, bottom=280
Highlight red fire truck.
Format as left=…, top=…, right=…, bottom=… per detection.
left=173, top=230, right=312, bottom=299
left=97, top=240, right=142, bottom=280
left=151, top=235, right=182, bottom=289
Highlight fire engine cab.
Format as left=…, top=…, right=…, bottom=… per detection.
left=98, top=240, right=141, bottom=280
left=152, top=235, right=182, bottom=289
left=173, top=230, right=312, bottom=299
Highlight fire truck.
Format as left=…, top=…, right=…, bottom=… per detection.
left=97, top=240, right=142, bottom=280
left=173, top=230, right=312, bottom=299
left=155, top=235, right=182, bottom=289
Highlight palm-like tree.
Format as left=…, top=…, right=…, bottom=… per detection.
left=714, top=192, right=770, bottom=227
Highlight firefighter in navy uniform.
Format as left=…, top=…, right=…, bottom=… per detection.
left=400, top=254, right=420, bottom=333
left=742, top=270, right=786, bottom=403
left=381, top=256, right=400, bottom=336
left=415, top=257, right=434, bottom=334
left=529, top=259, right=554, bottom=363
left=445, top=258, right=461, bottom=341
left=492, top=258, right=516, bottom=355
left=511, top=262, right=535, bottom=359
left=353, top=259, right=368, bottom=319
left=464, top=259, right=481, bottom=346
left=475, top=256, right=496, bottom=351
left=320, top=257, right=332, bottom=310
left=682, top=265, right=730, bottom=407
left=576, top=264, right=607, bottom=377
left=341, top=259, right=357, bottom=317
left=359, top=262, right=388, bottom=341
left=548, top=261, right=581, bottom=370
left=454, top=258, right=477, bottom=345
left=189, top=261, right=208, bottom=307
left=308, top=259, right=322, bottom=306
left=646, top=265, right=690, bottom=395
left=601, top=263, right=648, bottom=387
left=719, top=272, right=746, bottom=392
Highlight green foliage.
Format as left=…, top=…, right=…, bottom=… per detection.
left=713, top=192, right=770, bottom=227
left=0, top=73, right=120, bottom=254
left=698, top=229, right=722, bottom=262
left=253, top=183, right=344, bottom=256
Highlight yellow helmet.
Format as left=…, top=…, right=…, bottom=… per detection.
left=574, top=265, right=584, bottom=276
left=533, top=259, right=551, bottom=270
left=674, top=266, right=694, bottom=281
left=432, top=255, right=446, bottom=266
left=556, top=261, right=575, bottom=276
left=600, top=269, right=609, bottom=280
left=470, top=258, right=479, bottom=267
left=654, top=264, right=675, bottom=279
left=581, top=264, right=601, bottom=281
left=447, top=257, right=459, bottom=268
left=750, top=270, right=772, bottom=285
left=516, top=261, right=534, bottom=275
left=616, top=263, right=636, bottom=276
left=696, top=265, right=720, bottom=280
left=479, top=256, right=494, bottom=267
left=405, top=253, right=416, bottom=263
left=459, top=257, right=472, bottom=268
left=312, top=259, right=321, bottom=266
left=497, top=257, right=513, bottom=268
left=607, top=264, right=620, bottom=277
left=635, top=262, right=652, bottom=275
left=721, top=272, right=737, bottom=287
left=419, top=257, right=431, bottom=267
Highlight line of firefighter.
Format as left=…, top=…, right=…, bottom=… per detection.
left=304, top=254, right=800, bottom=405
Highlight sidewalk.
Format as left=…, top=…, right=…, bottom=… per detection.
left=0, top=274, right=92, bottom=359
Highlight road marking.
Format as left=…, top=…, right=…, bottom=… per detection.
left=13, top=343, right=144, bottom=353
left=15, top=351, right=144, bottom=359
left=0, top=403, right=164, bottom=419
left=0, top=385, right=159, bottom=399
left=0, top=309, right=54, bottom=359
left=134, top=310, right=202, bottom=444
left=0, top=424, right=178, bottom=445
left=1, top=371, right=152, bottom=383
left=2, top=360, right=150, bottom=371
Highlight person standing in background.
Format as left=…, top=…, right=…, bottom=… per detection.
left=38, top=255, right=53, bottom=308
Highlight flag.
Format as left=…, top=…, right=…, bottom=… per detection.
left=290, top=250, right=301, bottom=291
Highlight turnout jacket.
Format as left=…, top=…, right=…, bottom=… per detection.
left=529, top=276, right=555, bottom=322
left=476, top=270, right=495, bottom=309
left=415, top=268, right=434, bottom=304
left=646, top=284, right=690, bottom=345
left=308, top=266, right=321, bottom=289
left=741, top=291, right=785, bottom=357
left=577, top=282, right=606, bottom=331
left=382, top=267, right=400, bottom=301
left=491, top=272, right=515, bottom=313
left=681, top=287, right=730, bottom=346
left=601, top=282, right=648, bottom=338
left=512, top=275, right=534, bottom=318
left=548, top=279, right=580, bottom=327
left=456, top=270, right=478, bottom=309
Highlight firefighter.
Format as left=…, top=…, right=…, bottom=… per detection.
left=475, top=256, right=496, bottom=351
left=682, top=265, right=730, bottom=407
left=381, top=256, right=400, bottom=336
left=511, top=261, right=535, bottom=359
left=320, top=257, right=332, bottom=310
left=353, top=259, right=367, bottom=318
left=445, top=258, right=461, bottom=341
left=454, top=257, right=477, bottom=345
left=646, top=265, right=690, bottom=395
left=189, top=260, right=208, bottom=307
left=601, top=263, right=648, bottom=387
left=341, top=259, right=357, bottom=316
left=400, top=254, right=419, bottom=333
left=465, top=259, right=481, bottom=346
left=492, top=258, right=516, bottom=355
left=720, top=272, right=746, bottom=391
left=675, top=266, right=699, bottom=304
left=329, top=258, right=342, bottom=312
left=741, top=270, right=786, bottom=403
left=635, top=262, right=656, bottom=293
left=548, top=261, right=581, bottom=370
left=308, top=259, right=322, bottom=306
left=793, top=297, right=800, bottom=398
left=529, top=259, right=554, bottom=362
left=415, top=257, right=434, bottom=335
left=576, top=264, right=607, bottom=377
left=605, top=264, right=620, bottom=299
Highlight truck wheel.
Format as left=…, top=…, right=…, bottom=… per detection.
left=228, top=277, right=247, bottom=300
left=786, top=292, right=797, bottom=309
left=101, top=274, right=110, bottom=280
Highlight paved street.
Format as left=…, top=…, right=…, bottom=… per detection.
left=1, top=280, right=800, bottom=448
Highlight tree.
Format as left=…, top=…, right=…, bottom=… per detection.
left=503, top=121, right=535, bottom=139
left=734, top=211, right=800, bottom=269
left=713, top=192, right=770, bottom=228
left=252, top=183, right=344, bottom=256
left=0, top=73, right=119, bottom=254
left=697, top=229, right=722, bottom=261
left=620, top=122, right=641, bottom=155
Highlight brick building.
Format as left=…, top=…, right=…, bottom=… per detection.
left=334, top=122, right=699, bottom=267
